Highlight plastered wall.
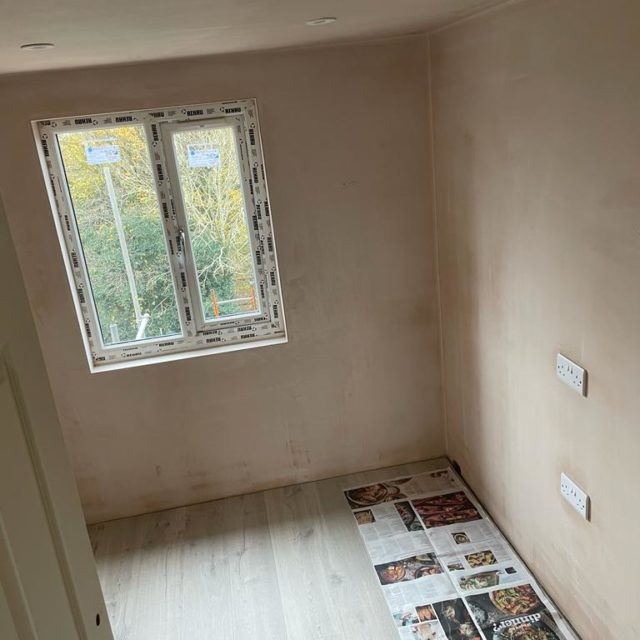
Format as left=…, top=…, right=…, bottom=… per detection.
left=0, top=36, right=445, bottom=523
left=430, top=1, right=640, bottom=637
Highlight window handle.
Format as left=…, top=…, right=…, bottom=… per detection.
left=177, top=227, right=186, bottom=252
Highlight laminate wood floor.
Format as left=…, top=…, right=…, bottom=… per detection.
left=89, top=458, right=449, bottom=640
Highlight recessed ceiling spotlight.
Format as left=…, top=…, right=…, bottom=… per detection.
left=305, top=17, right=337, bottom=26
left=20, top=42, right=56, bottom=51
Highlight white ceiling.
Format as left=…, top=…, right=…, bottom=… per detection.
left=2, top=0, right=503, bottom=75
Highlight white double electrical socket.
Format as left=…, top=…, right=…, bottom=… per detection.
left=560, top=473, right=590, bottom=520
left=556, top=353, right=587, bottom=396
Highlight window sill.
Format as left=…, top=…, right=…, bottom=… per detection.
left=88, top=335, right=288, bottom=374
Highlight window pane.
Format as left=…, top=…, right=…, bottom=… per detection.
left=171, top=124, right=259, bottom=322
left=57, top=126, right=182, bottom=346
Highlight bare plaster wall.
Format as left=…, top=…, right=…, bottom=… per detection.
left=430, top=1, right=640, bottom=637
left=0, top=35, right=444, bottom=524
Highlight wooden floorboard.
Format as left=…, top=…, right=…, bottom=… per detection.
left=89, top=457, right=449, bottom=640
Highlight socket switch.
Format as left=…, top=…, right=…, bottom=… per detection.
left=560, top=472, right=590, bottom=520
left=556, top=353, right=587, bottom=396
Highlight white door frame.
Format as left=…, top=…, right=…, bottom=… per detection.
left=0, top=191, right=113, bottom=639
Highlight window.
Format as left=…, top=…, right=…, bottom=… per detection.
left=35, top=100, right=286, bottom=371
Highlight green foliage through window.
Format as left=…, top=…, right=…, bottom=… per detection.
left=59, top=126, right=181, bottom=345
left=58, top=123, right=257, bottom=346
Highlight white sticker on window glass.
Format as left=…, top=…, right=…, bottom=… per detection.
left=84, top=142, right=121, bottom=165
left=187, top=144, right=220, bottom=168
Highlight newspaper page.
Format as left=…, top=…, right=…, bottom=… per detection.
left=345, top=468, right=579, bottom=640
left=345, top=469, right=461, bottom=510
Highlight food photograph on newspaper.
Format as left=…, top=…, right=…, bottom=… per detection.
left=343, top=467, right=578, bottom=640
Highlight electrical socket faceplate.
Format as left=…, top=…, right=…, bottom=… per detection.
left=556, top=353, right=587, bottom=396
left=560, top=473, right=590, bottom=520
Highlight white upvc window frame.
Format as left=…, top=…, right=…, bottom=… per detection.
left=34, top=99, right=286, bottom=373
left=161, top=117, right=265, bottom=332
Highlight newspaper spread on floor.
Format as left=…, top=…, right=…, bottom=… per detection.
left=344, top=468, right=579, bottom=640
